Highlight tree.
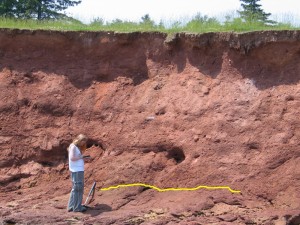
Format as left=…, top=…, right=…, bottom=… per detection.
left=238, top=0, right=274, bottom=24
left=189, top=13, right=219, bottom=24
left=0, top=0, right=16, bottom=18
left=0, top=0, right=82, bottom=20
left=185, top=13, right=220, bottom=30
left=89, top=17, right=104, bottom=26
left=140, top=14, right=155, bottom=27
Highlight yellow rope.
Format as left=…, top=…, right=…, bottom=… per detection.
left=100, top=183, right=241, bottom=194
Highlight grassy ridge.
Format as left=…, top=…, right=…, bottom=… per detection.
left=0, top=16, right=298, bottom=33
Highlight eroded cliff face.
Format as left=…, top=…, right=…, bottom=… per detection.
left=0, top=29, right=299, bottom=224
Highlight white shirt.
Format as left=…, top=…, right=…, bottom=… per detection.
left=68, top=143, right=84, bottom=172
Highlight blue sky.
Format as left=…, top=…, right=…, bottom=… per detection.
left=65, top=0, right=300, bottom=25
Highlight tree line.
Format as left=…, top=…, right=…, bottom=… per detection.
left=0, top=0, right=273, bottom=24
left=0, top=0, right=81, bottom=20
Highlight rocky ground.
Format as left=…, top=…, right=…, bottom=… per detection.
left=0, top=29, right=299, bottom=224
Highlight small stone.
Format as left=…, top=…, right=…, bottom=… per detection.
left=151, top=208, right=165, bottom=215
left=285, top=95, right=294, bottom=101
left=202, top=86, right=210, bottom=95
left=193, top=135, right=199, bottom=142
left=146, top=116, right=155, bottom=121
left=218, top=214, right=238, bottom=222
left=273, top=217, right=287, bottom=225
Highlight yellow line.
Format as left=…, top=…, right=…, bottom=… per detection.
left=100, top=183, right=241, bottom=194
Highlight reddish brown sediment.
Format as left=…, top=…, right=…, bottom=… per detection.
left=0, top=29, right=299, bottom=224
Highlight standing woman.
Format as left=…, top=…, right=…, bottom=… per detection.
left=67, top=134, right=89, bottom=212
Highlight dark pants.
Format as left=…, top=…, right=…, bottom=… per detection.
left=68, top=171, right=84, bottom=211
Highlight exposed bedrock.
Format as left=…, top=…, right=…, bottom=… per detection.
left=0, top=29, right=299, bottom=224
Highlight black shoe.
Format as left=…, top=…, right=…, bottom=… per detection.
left=80, top=206, right=87, bottom=212
left=67, top=208, right=73, bottom=212
left=74, top=206, right=87, bottom=212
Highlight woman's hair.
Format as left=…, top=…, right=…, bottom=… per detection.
left=72, top=134, right=88, bottom=146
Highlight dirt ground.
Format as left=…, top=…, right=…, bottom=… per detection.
left=0, top=29, right=299, bottom=224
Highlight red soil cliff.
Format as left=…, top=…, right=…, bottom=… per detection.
left=0, top=29, right=299, bottom=224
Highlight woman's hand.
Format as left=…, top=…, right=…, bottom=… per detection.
left=82, top=155, right=92, bottom=162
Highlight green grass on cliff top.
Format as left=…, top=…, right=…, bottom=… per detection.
left=0, top=16, right=299, bottom=33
